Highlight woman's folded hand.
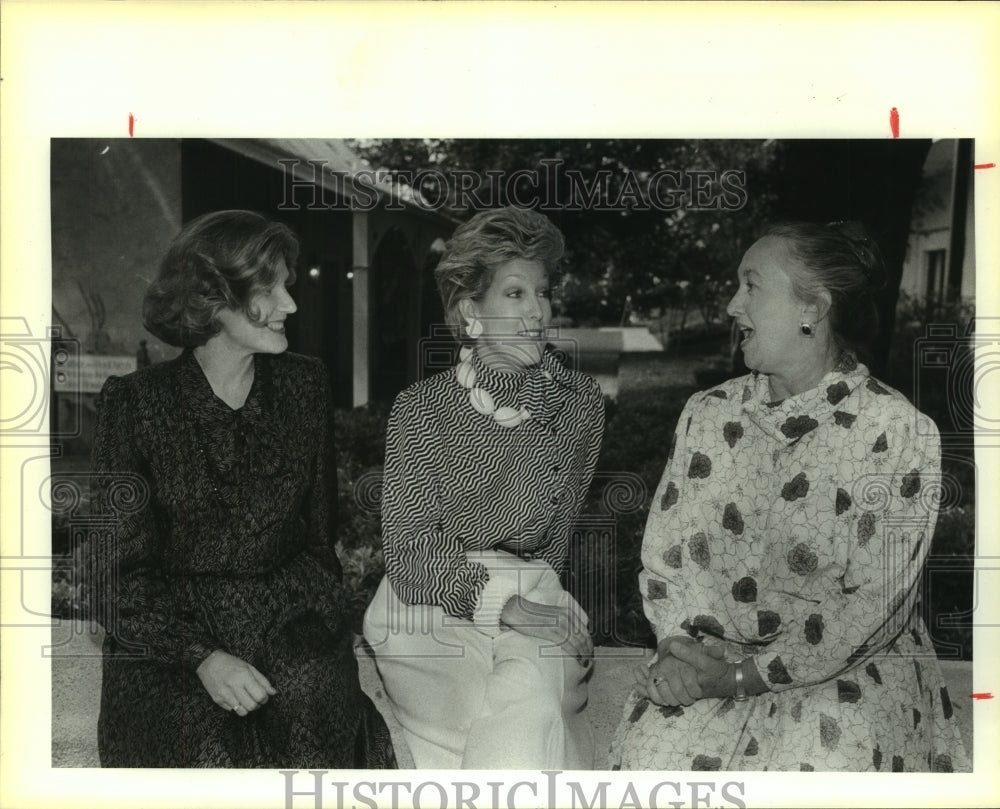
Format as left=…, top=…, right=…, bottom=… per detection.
left=635, top=653, right=702, bottom=706
left=500, top=595, right=594, bottom=668
left=196, top=650, right=278, bottom=716
left=634, top=638, right=729, bottom=706
left=666, top=640, right=731, bottom=698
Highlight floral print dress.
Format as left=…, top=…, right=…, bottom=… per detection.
left=610, top=364, right=970, bottom=772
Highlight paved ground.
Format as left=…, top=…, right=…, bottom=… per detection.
left=52, top=624, right=973, bottom=769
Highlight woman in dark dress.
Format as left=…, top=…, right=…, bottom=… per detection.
left=90, top=210, right=396, bottom=768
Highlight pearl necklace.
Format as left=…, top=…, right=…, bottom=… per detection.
left=455, top=346, right=532, bottom=428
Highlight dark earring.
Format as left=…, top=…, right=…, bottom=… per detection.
left=800, top=322, right=814, bottom=337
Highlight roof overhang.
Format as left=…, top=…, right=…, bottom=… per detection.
left=209, top=137, right=457, bottom=225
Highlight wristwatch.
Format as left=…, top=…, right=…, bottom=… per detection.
left=733, top=659, right=749, bottom=702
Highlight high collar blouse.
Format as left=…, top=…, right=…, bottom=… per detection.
left=613, top=365, right=969, bottom=774
left=380, top=347, right=605, bottom=622
left=639, top=363, right=942, bottom=690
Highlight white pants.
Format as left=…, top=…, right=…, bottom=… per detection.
left=362, top=552, right=594, bottom=770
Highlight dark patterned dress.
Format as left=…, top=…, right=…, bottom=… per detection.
left=610, top=364, right=970, bottom=772
left=90, top=349, right=396, bottom=768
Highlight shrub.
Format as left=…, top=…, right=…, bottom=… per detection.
left=338, top=542, right=386, bottom=634
left=570, top=378, right=703, bottom=648
left=884, top=294, right=975, bottom=659
left=334, top=403, right=390, bottom=551
left=51, top=555, right=87, bottom=618
left=332, top=403, right=392, bottom=624
left=920, top=507, right=975, bottom=660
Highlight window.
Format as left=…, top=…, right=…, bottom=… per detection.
left=925, top=248, right=947, bottom=303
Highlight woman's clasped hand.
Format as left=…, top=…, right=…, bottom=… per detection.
left=634, top=638, right=729, bottom=707
left=500, top=595, right=595, bottom=668
left=196, top=650, right=278, bottom=715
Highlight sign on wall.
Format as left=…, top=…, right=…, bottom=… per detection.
left=53, top=354, right=137, bottom=395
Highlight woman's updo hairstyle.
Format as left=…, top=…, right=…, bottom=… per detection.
left=143, top=210, right=299, bottom=348
left=433, top=206, right=565, bottom=333
left=763, top=220, right=886, bottom=365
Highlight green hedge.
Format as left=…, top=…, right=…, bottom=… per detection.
left=883, top=295, right=976, bottom=660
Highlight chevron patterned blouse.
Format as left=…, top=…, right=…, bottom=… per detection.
left=380, top=347, right=605, bottom=622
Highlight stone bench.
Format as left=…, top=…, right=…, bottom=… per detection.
left=51, top=624, right=973, bottom=768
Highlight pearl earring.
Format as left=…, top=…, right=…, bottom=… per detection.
left=465, top=317, right=484, bottom=339
left=800, top=322, right=814, bottom=337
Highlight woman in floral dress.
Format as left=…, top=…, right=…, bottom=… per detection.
left=610, top=221, right=970, bottom=772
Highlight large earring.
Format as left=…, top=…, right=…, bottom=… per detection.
left=800, top=322, right=814, bottom=337
left=465, top=316, right=483, bottom=340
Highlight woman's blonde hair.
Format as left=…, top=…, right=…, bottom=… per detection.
left=433, top=207, right=565, bottom=330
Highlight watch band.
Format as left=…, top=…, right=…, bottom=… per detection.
left=733, top=659, right=749, bottom=702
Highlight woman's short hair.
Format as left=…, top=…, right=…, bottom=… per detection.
left=433, top=207, right=565, bottom=330
left=143, top=210, right=299, bottom=347
left=763, top=220, right=887, bottom=363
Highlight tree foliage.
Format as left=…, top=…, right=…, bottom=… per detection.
left=350, top=138, right=779, bottom=327
left=350, top=138, right=932, bottom=371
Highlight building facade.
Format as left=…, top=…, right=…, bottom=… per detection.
left=898, top=139, right=976, bottom=310
left=50, top=138, right=456, bottom=455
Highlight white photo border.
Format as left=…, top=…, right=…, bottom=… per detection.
left=2, top=2, right=998, bottom=808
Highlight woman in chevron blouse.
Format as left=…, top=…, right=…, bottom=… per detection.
left=609, top=221, right=970, bottom=771
left=363, top=207, right=605, bottom=769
